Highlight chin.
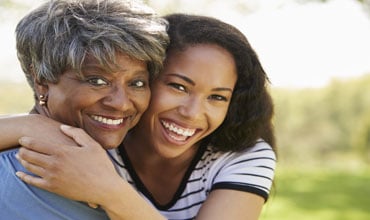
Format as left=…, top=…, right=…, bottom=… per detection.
left=103, top=140, right=123, bottom=149
left=154, top=146, right=184, bottom=159
left=98, top=142, right=120, bottom=150
left=103, top=145, right=118, bottom=150
left=95, top=137, right=123, bottom=150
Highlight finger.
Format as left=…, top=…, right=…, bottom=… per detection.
left=15, top=171, right=48, bottom=189
left=16, top=154, right=46, bottom=177
left=60, top=125, right=102, bottom=149
left=87, top=203, right=99, bottom=209
left=18, top=136, right=58, bottom=155
left=17, top=147, right=51, bottom=168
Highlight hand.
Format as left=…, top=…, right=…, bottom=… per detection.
left=23, top=114, right=77, bottom=146
left=15, top=125, right=122, bottom=205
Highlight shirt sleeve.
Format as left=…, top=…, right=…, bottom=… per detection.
left=210, top=141, right=276, bottom=201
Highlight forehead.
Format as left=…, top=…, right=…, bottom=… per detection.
left=165, top=44, right=237, bottom=82
left=169, top=43, right=235, bottom=65
left=81, top=53, right=147, bottom=73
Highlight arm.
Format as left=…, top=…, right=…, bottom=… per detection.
left=196, top=190, right=264, bottom=220
left=0, top=114, right=75, bottom=150
left=196, top=142, right=276, bottom=220
left=100, top=178, right=166, bottom=220
left=15, top=126, right=274, bottom=220
left=16, top=125, right=166, bottom=220
left=0, top=114, right=30, bottom=149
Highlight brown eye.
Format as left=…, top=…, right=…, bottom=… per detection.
left=86, top=77, right=109, bottom=86
left=168, top=83, right=186, bottom=92
left=130, top=79, right=147, bottom=88
left=209, top=94, right=228, bottom=102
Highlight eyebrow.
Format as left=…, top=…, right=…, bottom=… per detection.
left=82, top=64, right=148, bottom=76
left=166, top=73, right=234, bottom=93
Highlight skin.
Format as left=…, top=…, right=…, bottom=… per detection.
left=123, top=44, right=237, bottom=205
left=35, top=53, right=150, bottom=149
left=6, top=44, right=265, bottom=219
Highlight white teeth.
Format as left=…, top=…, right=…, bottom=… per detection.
left=91, top=115, right=123, bottom=125
left=168, top=133, right=187, bottom=141
left=161, top=120, right=196, bottom=137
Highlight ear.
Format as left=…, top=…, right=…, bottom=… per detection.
left=31, top=67, right=49, bottom=98
left=31, top=69, right=52, bottom=116
left=34, top=78, right=49, bottom=98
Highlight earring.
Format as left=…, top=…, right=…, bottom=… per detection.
left=39, top=94, right=47, bottom=106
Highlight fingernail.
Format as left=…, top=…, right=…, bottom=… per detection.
left=15, top=171, right=22, bottom=178
left=15, top=153, right=20, bottom=160
left=18, top=137, right=26, bottom=145
left=60, top=124, right=71, bottom=130
left=88, top=203, right=99, bottom=209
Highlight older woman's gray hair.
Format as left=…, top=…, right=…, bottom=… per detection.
left=16, top=0, right=169, bottom=97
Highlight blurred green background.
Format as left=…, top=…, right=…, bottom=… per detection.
left=1, top=76, right=369, bottom=220
left=1, top=0, right=370, bottom=219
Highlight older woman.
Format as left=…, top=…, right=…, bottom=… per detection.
left=0, top=0, right=168, bottom=219
left=0, top=13, right=276, bottom=220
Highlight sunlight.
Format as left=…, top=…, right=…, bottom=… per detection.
left=0, top=0, right=369, bottom=88
left=238, top=0, right=370, bottom=88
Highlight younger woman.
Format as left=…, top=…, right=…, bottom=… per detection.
left=1, top=14, right=276, bottom=220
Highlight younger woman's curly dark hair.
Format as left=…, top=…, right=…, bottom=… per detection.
left=164, top=13, right=276, bottom=153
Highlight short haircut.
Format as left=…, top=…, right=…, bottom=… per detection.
left=16, top=0, right=169, bottom=96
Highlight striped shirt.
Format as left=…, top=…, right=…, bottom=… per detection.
left=108, top=140, right=276, bottom=220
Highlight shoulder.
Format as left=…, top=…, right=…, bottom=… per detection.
left=199, top=140, right=276, bottom=201
left=0, top=149, right=109, bottom=219
left=0, top=148, right=20, bottom=169
left=0, top=148, right=18, bottom=157
left=235, top=140, right=276, bottom=165
left=0, top=148, right=38, bottom=191
left=200, top=140, right=276, bottom=169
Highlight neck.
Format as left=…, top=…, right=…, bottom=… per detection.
left=121, top=130, right=205, bottom=206
left=31, top=104, right=50, bottom=117
left=123, top=130, right=199, bottom=174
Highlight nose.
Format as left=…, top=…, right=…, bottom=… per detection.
left=102, top=85, right=133, bottom=111
left=177, top=96, right=204, bottom=120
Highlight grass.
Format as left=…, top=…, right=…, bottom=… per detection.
left=260, top=167, right=370, bottom=220
left=1, top=82, right=370, bottom=220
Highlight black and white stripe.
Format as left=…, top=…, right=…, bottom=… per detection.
left=108, top=140, right=276, bottom=219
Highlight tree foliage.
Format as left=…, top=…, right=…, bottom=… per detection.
left=273, top=74, right=370, bottom=165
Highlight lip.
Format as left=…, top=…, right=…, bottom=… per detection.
left=159, top=118, right=199, bottom=145
left=89, top=114, right=130, bottom=130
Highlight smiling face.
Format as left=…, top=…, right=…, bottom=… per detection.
left=134, top=44, right=237, bottom=159
left=36, top=53, right=150, bottom=149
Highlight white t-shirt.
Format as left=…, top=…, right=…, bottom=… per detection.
left=108, top=140, right=276, bottom=220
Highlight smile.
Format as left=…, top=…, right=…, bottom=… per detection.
left=91, top=115, right=124, bottom=125
left=161, top=120, right=196, bottom=138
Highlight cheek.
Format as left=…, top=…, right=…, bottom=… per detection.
left=47, top=90, right=94, bottom=117
left=149, top=91, right=179, bottom=114
left=46, top=90, right=67, bottom=116
left=130, top=91, right=151, bottom=124
left=147, top=87, right=167, bottom=110
left=209, top=107, right=229, bottom=130
left=137, top=91, right=151, bottom=112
